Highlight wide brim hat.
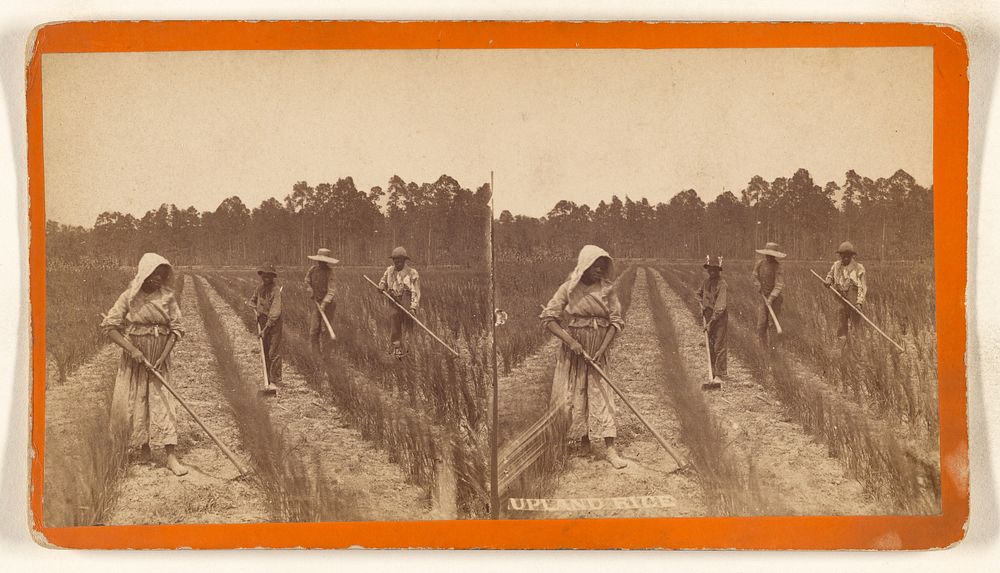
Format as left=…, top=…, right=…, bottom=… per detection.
left=257, top=264, right=278, bottom=276
left=389, top=246, right=410, bottom=260
left=836, top=241, right=857, bottom=255
left=307, top=248, right=340, bottom=264
left=755, top=242, right=787, bottom=259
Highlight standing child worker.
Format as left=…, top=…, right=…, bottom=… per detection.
left=250, top=264, right=283, bottom=385
left=101, top=253, right=187, bottom=476
left=824, top=241, right=868, bottom=341
left=304, top=248, right=339, bottom=359
left=697, top=256, right=728, bottom=387
left=378, top=247, right=421, bottom=359
left=539, top=245, right=626, bottom=469
left=752, top=241, right=787, bottom=349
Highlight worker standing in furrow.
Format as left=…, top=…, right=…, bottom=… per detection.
left=378, top=246, right=421, bottom=360
left=752, top=241, right=787, bottom=349
left=304, top=248, right=339, bottom=360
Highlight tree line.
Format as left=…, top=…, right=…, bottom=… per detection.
left=46, top=174, right=492, bottom=268
left=495, top=168, right=933, bottom=262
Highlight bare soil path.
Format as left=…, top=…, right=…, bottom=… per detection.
left=648, top=267, right=879, bottom=515
left=197, top=276, right=433, bottom=521
left=105, top=276, right=270, bottom=525
left=516, top=268, right=707, bottom=519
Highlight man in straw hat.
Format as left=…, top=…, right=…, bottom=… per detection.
left=697, top=256, right=728, bottom=385
left=249, top=264, right=283, bottom=385
left=304, top=248, right=339, bottom=358
left=378, top=247, right=421, bottom=359
left=752, top=241, right=786, bottom=348
left=824, top=241, right=868, bottom=341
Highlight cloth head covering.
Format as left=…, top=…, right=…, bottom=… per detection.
left=257, top=263, right=278, bottom=276
left=566, top=245, right=614, bottom=292
left=704, top=255, right=723, bottom=270
left=307, top=248, right=340, bottom=264
left=755, top=242, right=787, bottom=258
left=127, top=252, right=172, bottom=307
left=836, top=241, right=857, bottom=255
left=390, top=246, right=410, bottom=260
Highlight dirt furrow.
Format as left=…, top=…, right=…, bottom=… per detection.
left=196, top=275, right=433, bottom=521
left=649, top=267, right=879, bottom=515
left=533, top=268, right=706, bottom=519
left=104, top=276, right=269, bottom=526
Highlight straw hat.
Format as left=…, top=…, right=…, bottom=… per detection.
left=836, top=241, right=857, bottom=255
left=307, top=248, right=340, bottom=264
left=755, top=242, right=787, bottom=258
left=703, top=255, right=724, bottom=270
left=257, top=263, right=278, bottom=276
left=390, top=246, right=410, bottom=260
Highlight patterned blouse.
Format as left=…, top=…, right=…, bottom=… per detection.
left=825, top=260, right=868, bottom=304
left=378, top=265, right=421, bottom=308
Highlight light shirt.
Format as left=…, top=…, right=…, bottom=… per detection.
left=825, top=260, right=868, bottom=304
left=379, top=264, right=421, bottom=308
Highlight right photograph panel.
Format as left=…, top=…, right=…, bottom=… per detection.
left=494, top=47, right=939, bottom=519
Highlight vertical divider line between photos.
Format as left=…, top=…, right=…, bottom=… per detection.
left=490, top=170, right=500, bottom=519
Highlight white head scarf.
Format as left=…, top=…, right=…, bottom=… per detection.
left=127, top=252, right=172, bottom=307
left=566, top=245, right=614, bottom=292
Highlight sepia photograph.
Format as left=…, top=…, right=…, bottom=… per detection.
left=27, top=20, right=969, bottom=551
left=40, top=50, right=494, bottom=526
left=492, top=48, right=940, bottom=519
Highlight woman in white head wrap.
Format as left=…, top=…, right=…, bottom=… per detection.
left=101, top=253, right=187, bottom=476
left=539, top=245, right=627, bottom=469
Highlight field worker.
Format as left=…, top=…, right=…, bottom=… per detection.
left=824, top=241, right=868, bottom=340
left=378, top=247, right=421, bottom=359
left=100, top=253, right=187, bottom=476
left=540, top=245, right=626, bottom=469
left=250, top=264, right=283, bottom=384
left=304, top=248, right=339, bottom=358
left=697, top=256, right=728, bottom=386
left=752, top=241, right=786, bottom=348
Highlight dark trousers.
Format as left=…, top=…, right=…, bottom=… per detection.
left=756, top=294, right=783, bottom=347
left=388, top=294, right=413, bottom=346
left=836, top=286, right=861, bottom=338
left=703, top=309, right=728, bottom=377
left=309, top=300, right=336, bottom=354
left=257, top=316, right=283, bottom=383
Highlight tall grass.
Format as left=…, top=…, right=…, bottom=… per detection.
left=203, top=267, right=491, bottom=518
left=45, top=262, right=131, bottom=384
left=192, top=277, right=362, bottom=521
left=642, top=268, right=764, bottom=515
left=657, top=264, right=939, bottom=513
left=663, top=261, right=939, bottom=458
left=43, top=267, right=187, bottom=527
left=494, top=261, right=571, bottom=373
left=42, top=375, right=127, bottom=527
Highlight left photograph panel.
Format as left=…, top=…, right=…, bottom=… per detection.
left=39, top=51, right=494, bottom=526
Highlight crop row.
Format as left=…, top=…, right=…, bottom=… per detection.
left=203, top=267, right=491, bottom=517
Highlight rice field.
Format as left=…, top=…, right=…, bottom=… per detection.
left=496, top=258, right=941, bottom=516
left=203, top=266, right=493, bottom=518
left=43, top=263, right=491, bottom=527
left=656, top=260, right=940, bottom=513
left=41, top=255, right=942, bottom=525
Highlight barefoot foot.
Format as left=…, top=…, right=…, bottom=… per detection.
left=166, top=453, right=188, bottom=476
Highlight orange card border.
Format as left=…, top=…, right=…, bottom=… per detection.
left=26, top=20, right=969, bottom=550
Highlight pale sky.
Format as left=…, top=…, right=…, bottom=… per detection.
left=42, top=48, right=932, bottom=227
